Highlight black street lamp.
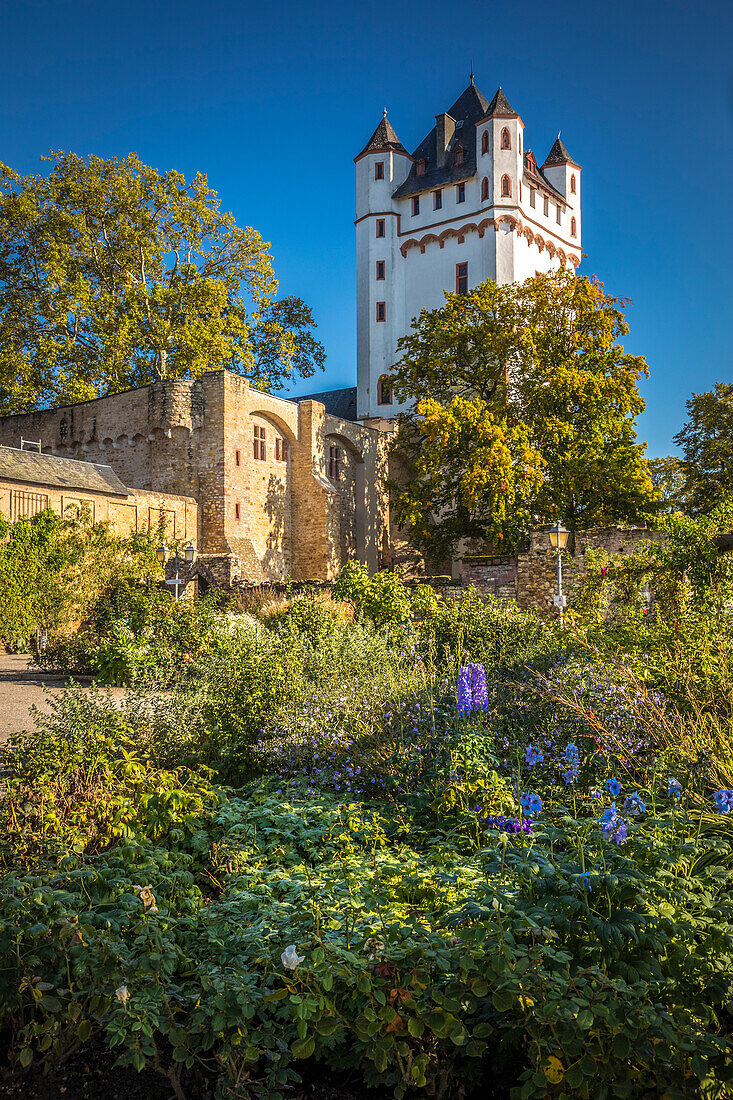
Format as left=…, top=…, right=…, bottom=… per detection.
left=156, top=542, right=196, bottom=601
left=549, top=521, right=569, bottom=625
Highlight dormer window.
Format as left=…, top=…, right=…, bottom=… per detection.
left=570, top=174, right=577, bottom=194
left=501, top=175, right=511, bottom=198
left=525, top=151, right=537, bottom=175
left=374, top=162, right=384, bottom=180
left=453, top=144, right=464, bottom=166
left=416, top=158, right=426, bottom=177
left=377, top=375, right=393, bottom=405
left=481, top=177, right=489, bottom=201
left=501, top=127, right=511, bottom=150
left=481, top=130, right=489, bottom=155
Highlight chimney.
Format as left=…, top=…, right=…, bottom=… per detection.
left=435, top=113, right=456, bottom=168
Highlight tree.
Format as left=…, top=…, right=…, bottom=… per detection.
left=673, top=382, right=733, bottom=514
left=390, top=270, right=655, bottom=561
left=0, top=152, right=324, bottom=412
left=647, top=456, right=686, bottom=514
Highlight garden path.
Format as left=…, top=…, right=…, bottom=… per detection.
left=0, top=653, right=126, bottom=743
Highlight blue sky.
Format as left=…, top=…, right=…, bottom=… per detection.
left=1, top=0, right=731, bottom=455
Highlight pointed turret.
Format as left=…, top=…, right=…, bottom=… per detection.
left=355, top=110, right=409, bottom=160
left=542, top=134, right=581, bottom=169
left=483, top=86, right=518, bottom=119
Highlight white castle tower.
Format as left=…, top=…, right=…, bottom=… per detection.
left=354, top=77, right=583, bottom=422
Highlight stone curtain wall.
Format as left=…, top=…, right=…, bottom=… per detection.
left=0, top=370, right=390, bottom=587
left=457, top=527, right=664, bottom=616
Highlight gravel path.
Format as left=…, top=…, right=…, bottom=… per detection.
left=0, top=653, right=125, bottom=743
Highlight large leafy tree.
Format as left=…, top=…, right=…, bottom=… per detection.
left=390, top=270, right=655, bottom=560
left=0, top=152, right=325, bottom=412
left=673, top=382, right=733, bottom=514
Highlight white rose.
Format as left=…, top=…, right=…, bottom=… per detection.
left=115, top=984, right=130, bottom=1005
left=280, top=945, right=306, bottom=970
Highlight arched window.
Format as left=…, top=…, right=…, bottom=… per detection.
left=453, top=144, right=464, bottom=166
left=570, top=216, right=577, bottom=237
left=501, top=175, right=511, bottom=198
left=481, top=177, right=489, bottom=201
left=501, top=127, right=511, bottom=150
left=570, top=174, right=576, bottom=194
left=416, top=158, right=426, bottom=177
left=377, top=375, right=393, bottom=406
left=481, top=130, right=489, bottom=155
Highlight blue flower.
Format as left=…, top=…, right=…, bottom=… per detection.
left=520, top=792, right=543, bottom=816
left=623, top=792, right=646, bottom=817
left=599, top=802, right=628, bottom=844
left=713, top=790, right=733, bottom=815
left=565, top=742, right=580, bottom=766
left=576, top=872, right=592, bottom=890
left=524, top=744, right=545, bottom=766
left=605, top=777, right=622, bottom=797
left=667, top=777, right=682, bottom=800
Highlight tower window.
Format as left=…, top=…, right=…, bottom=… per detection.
left=275, top=437, right=289, bottom=462
left=235, top=502, right=241, bottom=520
left=456, top=262, right=468, bottom=296
left=481, top=130, right=489, bottom=155
left=376, top=301, right=386, bottom=322
left=453, top=144, right=464, bottom=166
left=253, top=425, right=266, bottom=461
left=433, top=189, right=442, bottom=210
left=376, top=219, right=385, bottom=238
left=376, top=260, right=385, bottom=280
left=481, top=177, right=489, bottom=201
left=543, top=196, right=549, bottom=217
left=377, top=375, right=393, bottom=405
left=416, top=158, right=426, bottom=177
left=556, top=205, right=562, bottom=224
left=329, top=445, right=342, bottom=481
left=501, top=127, right=511, bottom=150
left=570, top=173, right=577, bottom=194
left=529, top=188, right=536, bottom=208
left=456, top=183, right=465, bottom=203
left=412, top=196, right=420, bottom=216
left=570, top=216, right=577, bottom=237
left=235, top=448, right=241, bottom=466
left=501, top=175, right=511, bottom=198
left=374, top=161, right=384, bottom=180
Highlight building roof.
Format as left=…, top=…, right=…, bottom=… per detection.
left=481, top=86, right=518, bottom=119
left=524, top=150, right=567, bottom=202
left=0, top=445, right=130, bottom=496
left=356, top=111, right=409, bottom=159
left=542, top=135, right=581, bottom=170
left=296, top=386, right=358, bottom=422
left=393, top=81, right=491, bottom=199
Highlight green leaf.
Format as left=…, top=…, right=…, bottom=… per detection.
left=492, top=990, right=514, bottom=1013
left=291, top=1037, right=316, bottom=1059
left=407, top=1018, right=424, bottom=1038
left=76, top=1020, right=92, bottom=1042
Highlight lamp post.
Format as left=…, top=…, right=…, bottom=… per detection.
left=549, top=521, right=569, bottom=626
left=156, top=542, right=196, bottom=601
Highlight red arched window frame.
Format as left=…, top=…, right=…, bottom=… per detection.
left=570, top=174, right=577, bottom=194
left=570, top=216, right=577, bottom=237
left=501, top=127, right=511, bottom=150
left=501, top=175, right=511, bottom=198
left=481, top=177, right=489, bottom=201
left=453, top=144, right=464, bottom=166
left=481, top=130, right=489, bottom=155
left=377, top=376, right=393, bottom=406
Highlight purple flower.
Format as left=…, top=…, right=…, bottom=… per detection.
left=457, top=663, right=489, bottom=716
left=667, top=777, right=682, bottom=800
left=520, top=792, right=542, bottom=816
left=600, top=803, right=627, bottom=844
left=525, top=744, right=545, bottom=766
left=713, top=790, right=733, bottom=815
left=482, top=814, right=533, bottom=834
left=623, top=792, right=646, bottom=817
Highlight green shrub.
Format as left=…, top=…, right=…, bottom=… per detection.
left=333, top=562, right=439, bottom=627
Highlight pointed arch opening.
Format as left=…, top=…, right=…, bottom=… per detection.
left=501, top=174, right=511, bottom=198
left=570, top=173, right=577, bottom=194
left=500, top=127, right=511, bottom=150
left=481, top=177, right=489, bottom=201
left=481, top=130, right=489, bottom=155
left=570, top=216, right=577, bottom=237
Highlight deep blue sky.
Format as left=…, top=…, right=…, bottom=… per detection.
left=1, top=0, right=731, bottom=455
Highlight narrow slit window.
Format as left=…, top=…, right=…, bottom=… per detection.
left=376, top=301, right=386, bottom=322
left=329, top=445, right=341, bottom=481
left=376, top=218, right=385, bottom=238
left=235, top=502, right=241, bottom=520
left=570, top=174, right=576, bottom=194
left=374, top=161, right=384, bottom=180
left=481, top=130, right=489, bottom=155
left=235, top=449, right=241, bottom=466
left=456, top=183, right=465, bottom=203
left=501, top=127, right=511, bottom=149
left=571, top=216, right=577, bottom=237
left=275, top=437, right=289, bottom=462
left=556, top=205, right=562, bottom=224
left=412, top=196, right=420, bottom=216
left=481, top=177, right=489, bottom=201
left=376, top=260, right=385, bottom=280
left=377, top=375, right=393, bottom=405
left=501, top=175, right=511, bottom=198
left=433, top=189, right=442, bottom=210
left=543, top=196, right=549, bottom=217
left=456, top=262, right=468, bottom=296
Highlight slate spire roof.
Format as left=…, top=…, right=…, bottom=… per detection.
left=542, top=134, right=581, bottom=169
left=482, top=86, right=518, bottom=119
left=356, top=110, right=409, bottom=159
